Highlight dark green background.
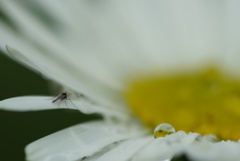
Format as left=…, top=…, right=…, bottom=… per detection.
left=0, top=52, right=100, bottom=161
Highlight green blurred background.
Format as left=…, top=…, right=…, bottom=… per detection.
left=0, top=51, right=100, bottom=161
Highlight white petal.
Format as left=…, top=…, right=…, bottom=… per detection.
left=132, top=131, right=199, bottom=161
left=25, top=121, right=143, bottom=161
left=4, top=46, right=128, bottom=114
left=0, top=96, right=126, bottom=118
left=0, top=96, right=58, bottom=111
left=0, top=0, right=125, bottom=110
left=184, top=141, right=240, bottom=161
left=132, top=139, right=173, bottom=161
left=89, top=137, right=152, bottom=161
left=220, top=0, right=240, bottom=74
left=0, top=0, right=124, bottom=91
left=5, top=45, right=42, bottom=74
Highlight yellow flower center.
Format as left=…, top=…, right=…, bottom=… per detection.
left=125, top=67, right=240, bottom=140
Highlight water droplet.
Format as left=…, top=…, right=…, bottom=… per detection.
left=202, top=134, right=219, bottom=142
left=195, top=134, right=219, bottom=142
left=154, top=123, right=175, bottom=138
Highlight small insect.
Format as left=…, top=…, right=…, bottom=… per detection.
left=52, top=92, right=78, bottom=109
left=52, top=92, right=68, bottom=103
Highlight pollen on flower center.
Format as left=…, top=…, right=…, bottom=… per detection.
left=125, top=67, right=240, bottom=140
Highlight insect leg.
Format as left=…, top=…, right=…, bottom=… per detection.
left=66, top=99, right=78, bottom=109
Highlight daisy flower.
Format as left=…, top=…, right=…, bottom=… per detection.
left=1, top=0, right=240, bottom=160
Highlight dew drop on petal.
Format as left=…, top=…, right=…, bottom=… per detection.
left=202, top=134, right=219, bottom=142
left=154, top=123, right=175, bottom=138
left=195, top=134, right=219, bottom=142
